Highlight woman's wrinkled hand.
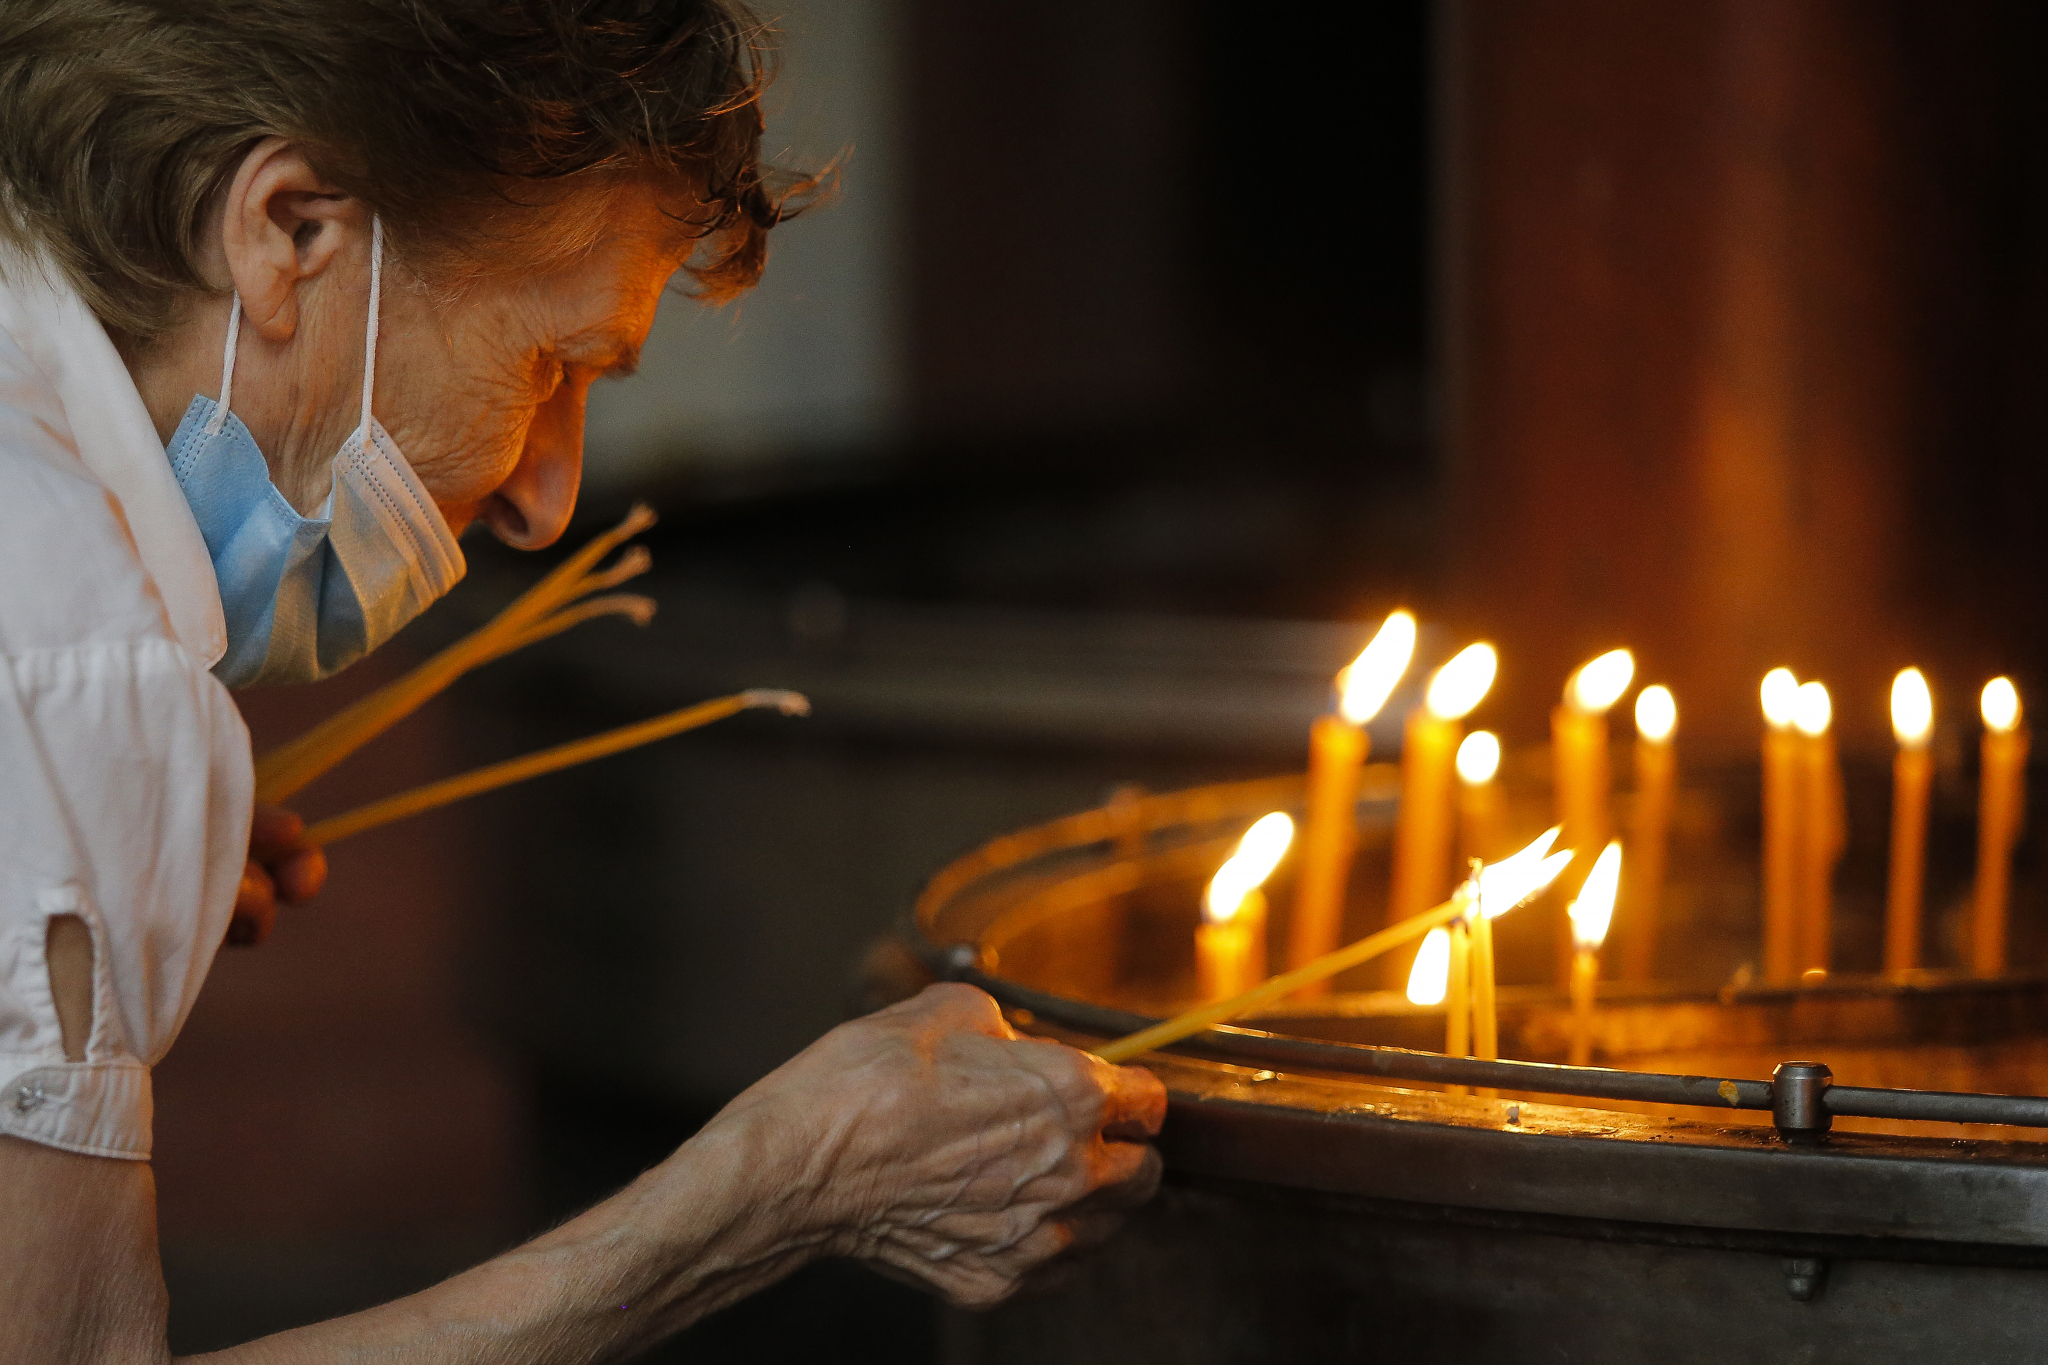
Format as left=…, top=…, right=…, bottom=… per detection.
left=227, top=803, right=328, bottom=945
left=713, top=982, right=1167, bottom=1309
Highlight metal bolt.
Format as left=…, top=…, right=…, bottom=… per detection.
left=1782, top=1257, right=1827, bottom=1302
left=1772, top=1060, right=1833, bottom=1144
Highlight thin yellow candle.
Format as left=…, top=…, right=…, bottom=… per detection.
left=1469, top=857, right=1501, bottom=1073
left=1621, top=685, right=1676, bottom=984
left=1567, top=840, right=1622, bottom=1067
left=1197, top=813, right=1294, bottom=1000
left=1973, top=678, right=2029, bottom=977
left=1793, top=681, right=1843, bottom=980
left=1287, top=611, right=1418, bottom=984
left=1552, top=649, right=1634, bottom=984
left=1097, top=828, right=1572, bottom=1064
left=302, top=690, right=809, bottom=847
left=1760, top=667, right=1802, bottom=984
left=1456, top=730, right=1505, bottom=867
left=1390, top=644, right=1498, bottom=928
left=1885, top=668, right=1934, bottom=975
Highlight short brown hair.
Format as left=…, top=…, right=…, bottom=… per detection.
left=0, top=0, right=810, bottom=344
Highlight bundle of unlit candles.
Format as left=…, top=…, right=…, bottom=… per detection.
left=259, top=504, right=808, bottom=848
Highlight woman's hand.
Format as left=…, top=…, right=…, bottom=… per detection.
left=227, top=803, right=328, bottom=945
left=707, top=982, right=1168, bottom=1309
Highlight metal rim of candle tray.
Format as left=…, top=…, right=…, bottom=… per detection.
left=941, top=961, right=2048, bottom=1141
left=908, top=771, right=2048, bottom=1144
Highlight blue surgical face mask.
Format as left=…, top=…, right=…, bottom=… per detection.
left=165, top=217, right=465, bottom=686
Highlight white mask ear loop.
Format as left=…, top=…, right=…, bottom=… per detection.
left=203, top=292, right=242, bottom=438
left=360, top=215, right=382, bottom=436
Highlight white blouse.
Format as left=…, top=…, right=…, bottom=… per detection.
left=0, top=251, right=251, bottom=1160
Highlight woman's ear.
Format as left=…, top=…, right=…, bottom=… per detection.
left=218, top=136, right=358, bottom=343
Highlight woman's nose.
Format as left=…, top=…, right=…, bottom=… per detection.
left=479, top=380, right=587, bottom=549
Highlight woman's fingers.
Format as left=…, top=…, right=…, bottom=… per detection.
left=226, top=861, right=279, bottom=946
left=271, top=844, right=328, bottom=904
left=1086, top=1137, right=1163, bottom=1208
left=1095, top=1058, right=1168, bottom=1140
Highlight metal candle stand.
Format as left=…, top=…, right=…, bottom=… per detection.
left=906, top=775, right=2048, bottom=1364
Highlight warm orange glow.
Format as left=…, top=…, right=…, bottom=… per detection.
left=1338, top=611, right=1419, bottom=725
left=1983, top=677, right=2022, bottom=734
left=1569, top=840, right=1624, bottom=951
left=1203, top=812, right=1296, bottom=924
left=1456, top=730, right=1501, bottom=786
left=1891, top=669, right=1933, bottom=748
left=1405, top=925, right=1452, bottom=1006
left=1634, top=685, right=1676, bottom=743
left=1793, top=681, right=1832, bottom=738
left=1566, top=649, right=1635, bottom=715
left=1425, top=643, right=1498, bottom=721
left=1474, top=826, right=1572, bottom=919
left=1761, top=668, right=1800, bottom=730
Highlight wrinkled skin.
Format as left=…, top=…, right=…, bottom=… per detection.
left=724, top=983, right=1166, bottom=1307
left=0, top=985, right=1166, bottom=1362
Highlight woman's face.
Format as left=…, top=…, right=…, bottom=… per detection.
left=141, top=143, right=704, bottom=552
left=377, top=190, right=696, bottom=548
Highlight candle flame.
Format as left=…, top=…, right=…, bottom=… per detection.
left=1203, top=811, right=1295, bottom=924
left=1456, top=730, right=1502, bottom=786
left=1405, top=925, right=1452, bottom=1006
left=1338, top=610, right=1419, bottom=725
left=1634, top=684, right=1677, bottom=743
left=1891, top=668, right=1933, bottom=747
left=1567, top=649, right=1635, bottom=715
left=1474, top=825, right=1573, bottom=919
left=1425, top=642, right=1498, bottom=721
left=1569, top=840, right=1624, bottom=952
left=1761, top=668, right=1800, bottom=729
left=1983, top=677, right=2022, bottom=734
left=1793, top=681, right=1832, bottom=737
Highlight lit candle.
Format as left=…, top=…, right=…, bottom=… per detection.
left=1456, top=730, right=1505, bottom=867
left=1469, top=857, right=1500, bottom=1070
left=1198, top=812, right=1295, bottom=1000
left=1760, top=667, right=1802, bottom=984
left=1406, top=925, right=1452, bottom=1008
left=1973, top=678, right=2028, bottom=977
left=1567, top=840, right=1623, bottom=1066
left=1287, top=611, right=1417, bottom=984
left=1621, top=685, right=1676, bottom=984
left=1552, top=649, right=1634, bottom=983
left=1446, top=917, right=1472, bottom=1070
left=1389, top=643, right=1498, bottom=929
left=1884, top=668, right=1934, bottom=975
left=1793, top=680, right=1842, bottom=980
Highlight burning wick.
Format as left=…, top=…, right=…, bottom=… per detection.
left=1390, top=642, right=1499, bottom=930
left=1623, top=685, right=1677, bottom=983
left=1886, top=668, right=1934, bottom=975
left=1760, top=667, right=1802, bottom=983
left=1567, top=840, right=1623, bottom=1067
left=1552, top=649, right=1634, bottom=988
left=1289, top=611, right=1417, bottom=982
left=1791, top=681, right=1842, bottom=980
left=1974, top=677, right=2028, bottom=977
left=1198, top=813, right=1295, bottom=1001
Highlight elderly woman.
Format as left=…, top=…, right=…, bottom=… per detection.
left=0, top=2, right=1165, bottom=1359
